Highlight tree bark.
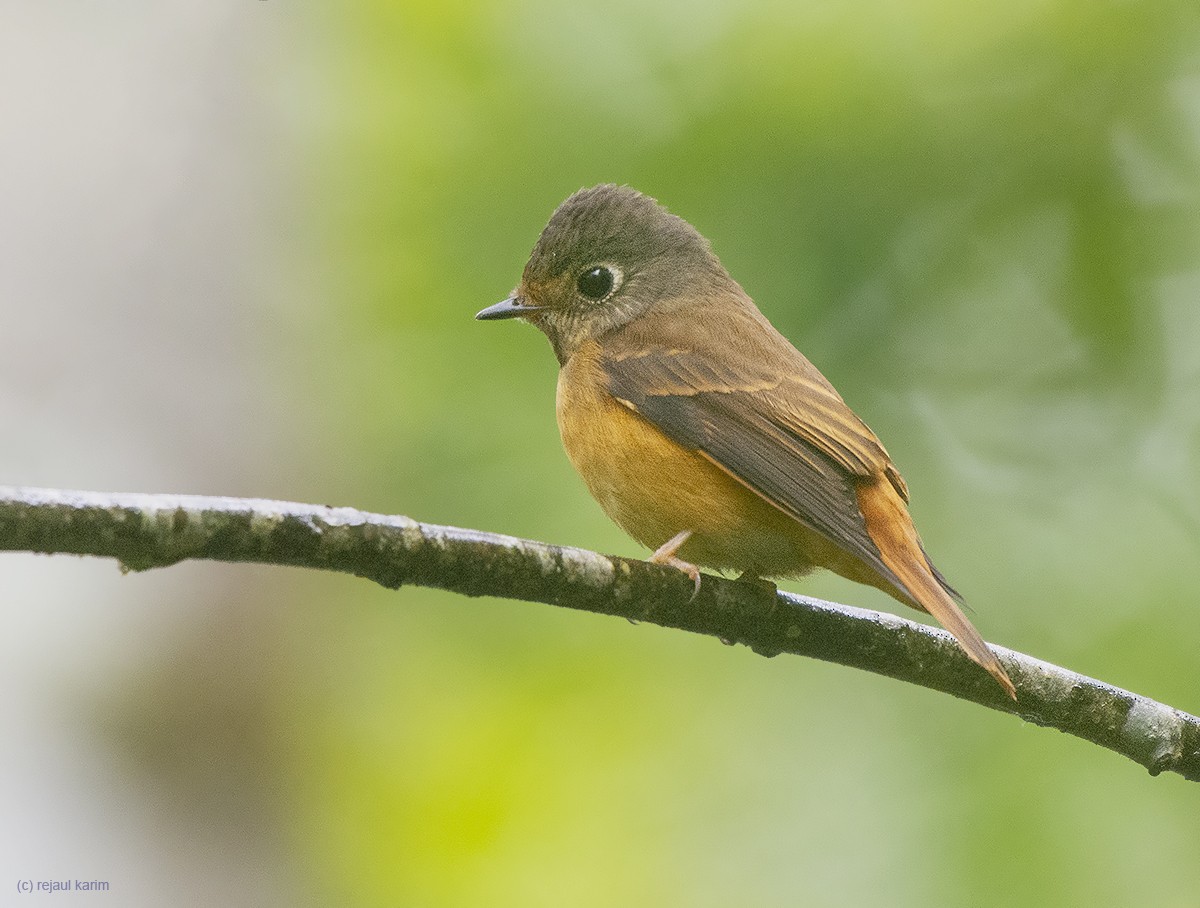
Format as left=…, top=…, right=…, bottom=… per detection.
left=1, top=485, right=1197, bottom=781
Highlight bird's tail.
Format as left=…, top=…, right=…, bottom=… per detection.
left=856, top=477, right=1016, bottom=700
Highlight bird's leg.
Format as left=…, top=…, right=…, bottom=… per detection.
left=650, top=529, right=701, bottom=600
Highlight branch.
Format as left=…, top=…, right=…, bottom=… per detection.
left=1, top=486, right=1197, bottom=781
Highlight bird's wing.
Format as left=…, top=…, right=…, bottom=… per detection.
left=600, top=303, right=1013, bottom=694
left=601, top=304, right=906, bottom=588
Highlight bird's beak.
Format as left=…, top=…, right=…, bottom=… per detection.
left=475, top=296, right=542, bottom=321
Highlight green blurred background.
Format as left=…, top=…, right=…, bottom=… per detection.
left=3, top=1, right=1199, bottom=905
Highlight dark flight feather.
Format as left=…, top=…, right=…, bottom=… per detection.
left=602, top=297, right=909, bottom=590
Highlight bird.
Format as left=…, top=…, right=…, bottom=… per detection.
left=476, top=183, right=1015, bottom=698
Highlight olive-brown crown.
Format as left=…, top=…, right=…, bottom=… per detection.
left=517, top=185, right=733, bottom=361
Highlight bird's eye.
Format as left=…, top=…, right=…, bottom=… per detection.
left=577, top=265, right=615, bottom=301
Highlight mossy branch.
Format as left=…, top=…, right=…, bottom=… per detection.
left=2, top=485, right=1197, bottom=781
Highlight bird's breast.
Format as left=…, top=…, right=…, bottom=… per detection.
left=555, top=340, right=826, bottom=576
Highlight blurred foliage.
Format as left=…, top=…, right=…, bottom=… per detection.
left=245, top=0, right=1200, bottom=904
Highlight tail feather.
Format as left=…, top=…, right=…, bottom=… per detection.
left=857, top=478, right=1016, bottom=700
left=921, top=540, right=963, bottom=603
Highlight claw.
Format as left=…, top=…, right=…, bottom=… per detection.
left=649, top=530, right=702, bottom=600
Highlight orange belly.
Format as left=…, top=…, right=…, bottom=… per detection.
left=556, top=340, right=852, bottom=578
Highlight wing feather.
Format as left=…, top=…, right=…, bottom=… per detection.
left=603, top=302, right=903, bottom=587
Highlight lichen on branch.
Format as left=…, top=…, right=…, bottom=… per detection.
left=1, top=485, right=1197, bottom=782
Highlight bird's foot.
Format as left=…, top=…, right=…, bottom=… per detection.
left=650, top=529, right=701, bottom=601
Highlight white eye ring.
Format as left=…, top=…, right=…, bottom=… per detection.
left=576, top=264, right=623, bottom=301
